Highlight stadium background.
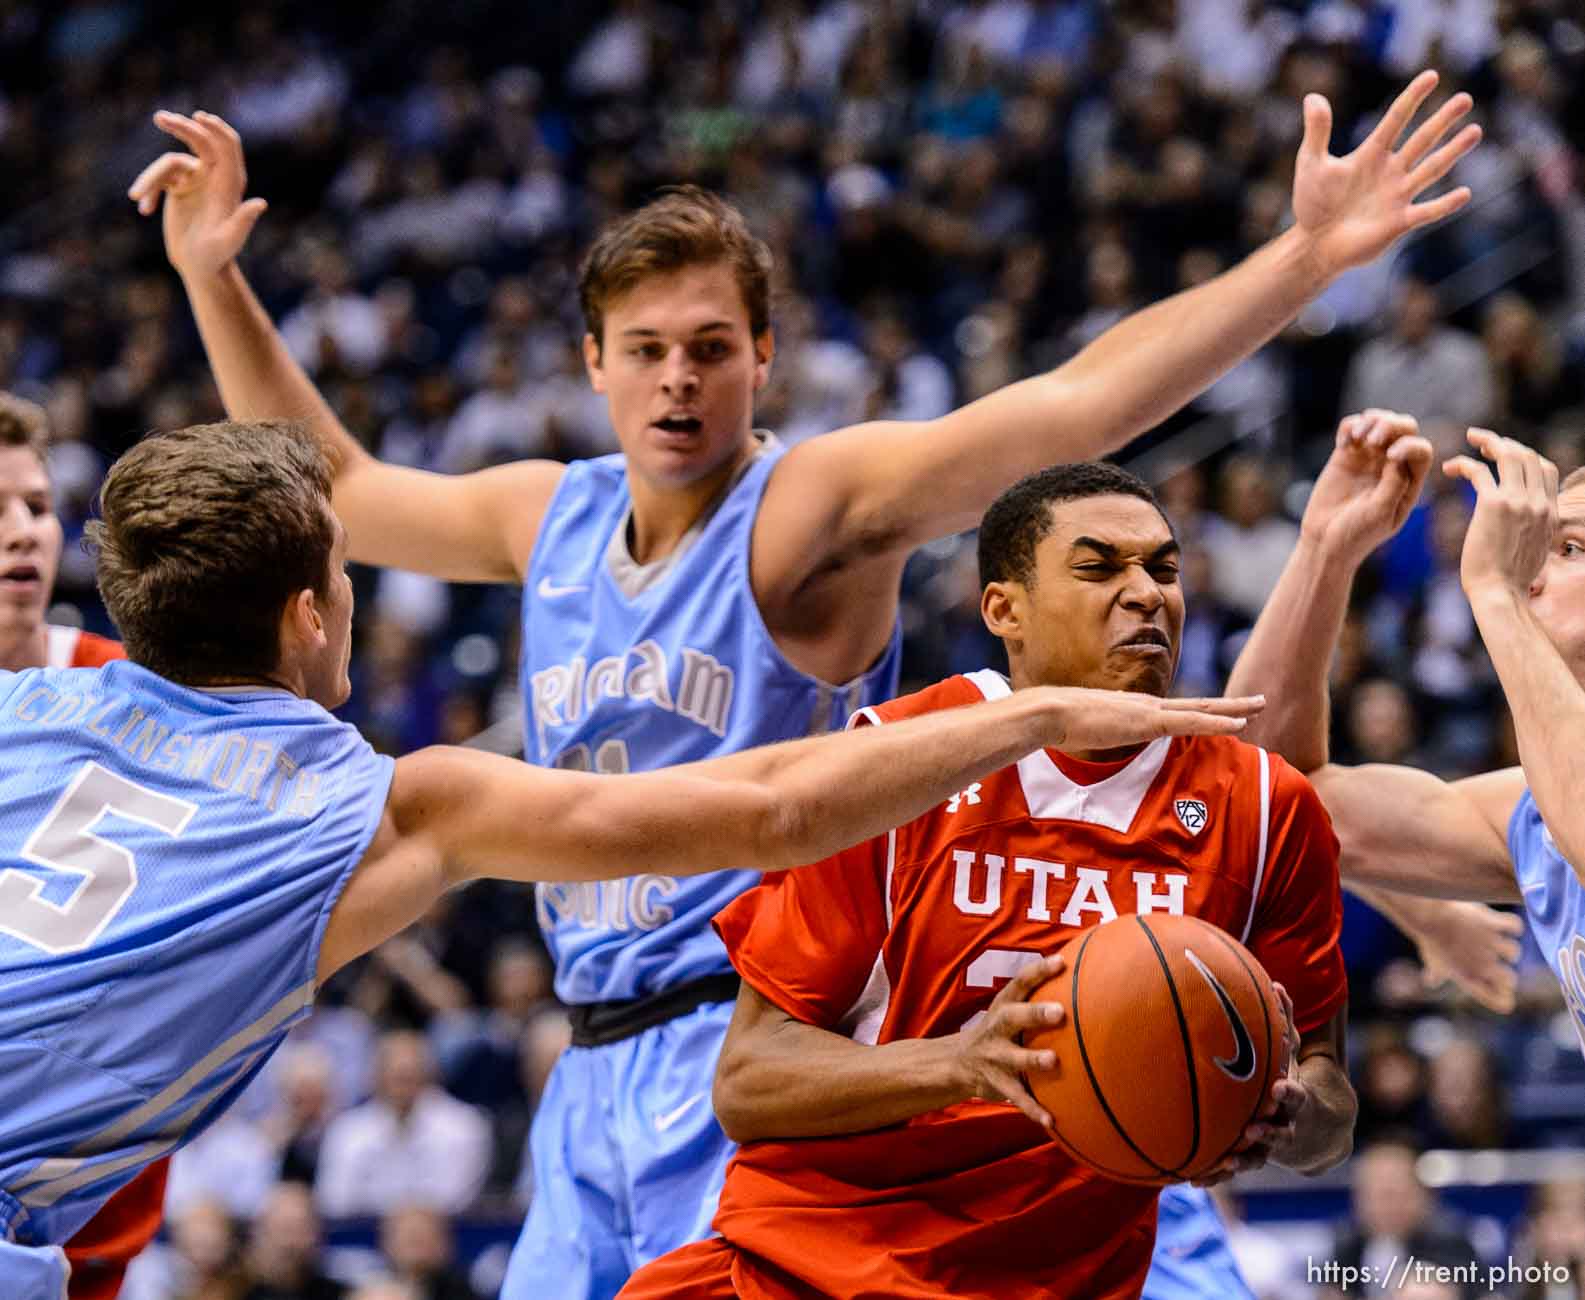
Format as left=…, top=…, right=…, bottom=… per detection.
left=3, top=0, right=1584, bottom=1296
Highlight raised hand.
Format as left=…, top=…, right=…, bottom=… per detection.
left=1293, top=70, right=1482, bottom=276
left=1044, top=688, right=1265, bottom=753
left=1444, top=428, right=1559, bottom=601
left=128, top=110, right=267, bottom=280
left=949, top=953, right=1066, bottom=1133
left=1300, top=409, right=1433, bottom=564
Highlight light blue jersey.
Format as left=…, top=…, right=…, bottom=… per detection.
left=1510, top=789, right=1585, bottom=1055
left=521, top=436, right=902, bottom=1005
left=507, top=436, right=901, bottom=1298
left=0, top=661, right=393, bottom=1263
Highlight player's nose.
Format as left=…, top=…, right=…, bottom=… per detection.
left=660, top=346, right=699, bottom=394
left=1118, top=567, right=1165, bottom=611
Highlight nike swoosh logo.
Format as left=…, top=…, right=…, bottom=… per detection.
left=537, top=577, right=591, bottom=598
left=654, top=1093, right=708, bottom=1133
left=1184, top=948, right=1256, bottom=1082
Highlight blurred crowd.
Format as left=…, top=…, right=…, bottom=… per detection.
left=4, top=0, right=1585, bottom=1295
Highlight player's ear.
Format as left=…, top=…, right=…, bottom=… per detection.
left=752, top=327, right=774, bottom=391
left=282, top=587, right=325, bottom=653
left=981, top=580, right=1023, bottom=641
left=583, top=332, right=606, bottom=392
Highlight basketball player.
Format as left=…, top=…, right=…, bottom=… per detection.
left=0, top=421, right=1264, bottom=1300
left=618, top=461, right=1355, bottom=1299
left=128, top=73, right=1474, bottom=1298
left=0, top=394, right=120, bottom=674
left=1229, top=418, right=1585, bottom=1063
left=0, top=392, right=167, bottom=1300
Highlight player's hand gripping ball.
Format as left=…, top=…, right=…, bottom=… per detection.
left=1023, top=914, right=1289, bottom=1185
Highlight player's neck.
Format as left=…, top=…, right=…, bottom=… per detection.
left=0, top=617, right=50, bottom=671
left=626, top=442, right=753, bottom=565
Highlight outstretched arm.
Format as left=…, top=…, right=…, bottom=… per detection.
left=318, top=687, right=1265, bottom=978
left=129, top=111, right=559, bottom=583
left=1310, top=763, right=1523, bottom=903
left=1447, top=429, right=1585, bottom=877
left=1227, top=409, right=1431, bottom=768
left=756, top=75, right=1478, bottom=578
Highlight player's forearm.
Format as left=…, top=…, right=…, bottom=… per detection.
left=690, top=687, right=1075, bottom=872
left=1347, top=882, right=1439, bottom=933
left=1275, top=1054, right=1356, bottom=1175
left=1469, top=587, right=1585, bottom=875
left=180, top=262, right=373, bottom=478
left=1226, top=534, right=1352, bottom=772
left=1042, top=227, right=1328, bottom=456
left=714, top=1020, right=966, bottom=1142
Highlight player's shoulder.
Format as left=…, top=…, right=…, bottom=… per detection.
left=1173, top=734, right=1310, bottom=791
left=850, top=672, right=991, bottom=728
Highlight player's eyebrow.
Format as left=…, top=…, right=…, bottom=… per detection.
left=619, top=321, right=735, bottom=337
left=1559, top=513, right=1585, bottom=530
left=1069, top=536, right=1180, bottom=561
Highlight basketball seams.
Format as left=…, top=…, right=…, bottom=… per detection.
left=1134, top=916, right=1203, bottom=1177
left=1067, top=923, right=1177, bottom=1182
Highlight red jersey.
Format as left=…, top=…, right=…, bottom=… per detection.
left=705, top=671, right=1344, bottom=1300
left=47, top=629, right=171, bottom=1300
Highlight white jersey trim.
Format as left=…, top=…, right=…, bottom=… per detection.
left=839, top=826, right=896, bottom=1046
left=1240, top=747, right=1272, bottom=944
left=44, top=625, right=80, bottom=669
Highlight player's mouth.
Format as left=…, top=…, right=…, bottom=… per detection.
left=0, top=562, right=42, bottom=593
left=1115, top=627, right=1171, bottom=656
left=651, top=414, right=705, bottom=444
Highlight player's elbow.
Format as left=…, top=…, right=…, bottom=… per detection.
left=711, top=1041, right=768, bottom=1144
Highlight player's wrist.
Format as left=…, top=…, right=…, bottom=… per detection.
left=1464, top=575, right=1529, bottom=615
left=1295, top=521, right=1368, bottom=570
left=1273, top=223, right=1339, bottom=297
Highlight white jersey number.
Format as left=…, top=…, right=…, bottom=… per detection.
left=959, top=946, right=1044, bottom=1031
left=0, top=761, right=196, bottom=954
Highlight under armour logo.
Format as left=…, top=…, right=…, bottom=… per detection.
left=1174, top=798, right=1208, bottom=835
left=947, top=784, right=983, bottom=813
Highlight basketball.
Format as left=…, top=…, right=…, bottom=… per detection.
left=1024, top=914, right=1289, bottom=1186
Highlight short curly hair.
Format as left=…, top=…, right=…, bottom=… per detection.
left=978, top=462, right=1169, bottom=589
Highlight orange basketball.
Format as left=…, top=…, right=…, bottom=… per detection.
left=1023, top=913, right=1288, bottom=1186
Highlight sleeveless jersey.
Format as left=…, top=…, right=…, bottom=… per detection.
left=1510, top=789, right=1585, bottom=1056
left=703, top=671, right=1346, bottom=1300
left=0, top=660, right=394, bottom=1249
left=521, top=438, right=902, bottom=1004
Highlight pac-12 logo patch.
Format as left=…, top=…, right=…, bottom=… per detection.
left=1174, top=798, right=1208, bottom=835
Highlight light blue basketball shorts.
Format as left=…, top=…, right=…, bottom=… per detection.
left=1143, top=1184, right=1256, bottom=1300
left=501, top=998, right=735, bottom=1300
left=0, top=1240, right=69, bottom=1300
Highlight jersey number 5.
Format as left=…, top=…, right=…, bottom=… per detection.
left=0, top=761, right=196, bottom=955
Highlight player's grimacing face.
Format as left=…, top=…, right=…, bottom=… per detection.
left=1009, top=495, right=1185, bottom=697
left=1529, top=483, right=1585, bottom=682
left=583, top=262, right=772, bottom=488
left=0, top=446, right=62, bottom=622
